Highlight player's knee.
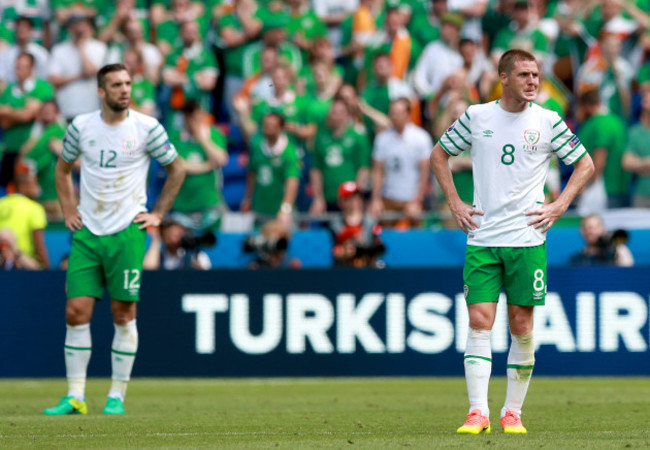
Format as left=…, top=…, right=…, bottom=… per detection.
left=468, top=315, right=493, bottom=330
left=111, top=303, right=136, bottom=325
left=65, top=304, right=91, bottom=325
left=468, top=310, right=495, bottom=330
left=509, top=315, right=533, bottom=335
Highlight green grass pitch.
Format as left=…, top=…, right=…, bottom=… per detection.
left=1, top=377, right=648, bottom=448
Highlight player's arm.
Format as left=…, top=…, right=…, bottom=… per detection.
left=55, top=157, right=82, bottom=232
left=135, top=156, right=186, bottom=229
left=430, top=143, right=483, bottom=232
left=526, top=152, right=595, bottom=230
left=369, top=159, right=385, bottom=217
left=309, top=168, right=326, bottom=215
left=32, top=228, right=50, bottom=269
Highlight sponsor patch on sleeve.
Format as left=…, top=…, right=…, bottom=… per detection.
left=568, top=135, right=580, bottom=148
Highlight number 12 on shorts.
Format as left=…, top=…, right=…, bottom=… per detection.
left=123, top=269, right=141, bottom=290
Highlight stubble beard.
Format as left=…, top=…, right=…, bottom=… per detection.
left=105, top=96, right=130, bottom=113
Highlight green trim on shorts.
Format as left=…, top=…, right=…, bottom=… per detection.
left=463, top=244, right=547, bottom=306
left=464, top=355, right=492, bottom=362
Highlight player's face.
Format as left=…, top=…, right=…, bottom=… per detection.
left=504, top=60, right=539, bottom=103
left=100, top=70, right=132, bottom=112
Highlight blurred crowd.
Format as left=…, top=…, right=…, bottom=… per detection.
left=1, top=0, right=650, bottom=270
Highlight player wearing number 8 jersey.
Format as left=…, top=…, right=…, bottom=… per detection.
left=44, top=64, right=185, bottom=416
left=430, top=49, right=594, bottom=434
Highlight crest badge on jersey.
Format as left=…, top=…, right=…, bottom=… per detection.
left=122, top=138, right=137, bottom=156
left=523, top=129, right=540, bottom=153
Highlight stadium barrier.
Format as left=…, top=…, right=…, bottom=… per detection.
left=44, top=227, right=650, bottom=269
left=2, top=267, right=648, bottom=377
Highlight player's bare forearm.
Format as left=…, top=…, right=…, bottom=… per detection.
left=155, top=156, right=185, bottom=217
left=527, top=153, right=594, bottom=230
left=430, top=143, right=482, bottom=232
left=55, top=157, right=82, bottom=232
left=556, top=153, right=595, bottom=210
left=137, top=157, right=185, bottom=228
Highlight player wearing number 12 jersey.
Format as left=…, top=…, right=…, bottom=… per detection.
left=44, top=64, right=185, bottom=416
left=430, top=49, right=594, bottom=434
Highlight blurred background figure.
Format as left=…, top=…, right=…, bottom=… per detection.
left=0, top=52, right=54, bottom=189
left=569, top=215, right=634, bottom=267
left=622, top=88, right=650, bottom=208
left=48, top=14, right=106, bottom=122
left=243, top=219, right=301, bottom=268
left=0, top=16, right=50, bottom=92
left=240, top=112, right=300, bottom=225
left=0, top=163, right=49, bottom=268
left=0, top=227, right=41, bottom=270
left=167, top=100, right=228, bottom=233
left=20, top=99, right=66, bottom=221
left=330, top=181, right=384, bottom=268
left=143, top=217, right=213, bottom=270
left=369, top=98, right=431, bottom=226
left=309, top=98, right=370, bottom=214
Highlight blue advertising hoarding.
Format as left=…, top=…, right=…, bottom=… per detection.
left=1, top=268, right=649, bottom=377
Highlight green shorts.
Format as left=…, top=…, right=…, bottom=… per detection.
left=463, top=243, right=547, bottom=306
left=66, top=222, right=146, bottom=301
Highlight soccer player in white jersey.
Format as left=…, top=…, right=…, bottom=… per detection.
left=430, top=49, right=594, bottom=434
left=44, top=63, right=186, bottom=416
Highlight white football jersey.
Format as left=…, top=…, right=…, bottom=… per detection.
left=438, top=101, right=587, bottom=247
left=62, top=110, right=178, bottom=236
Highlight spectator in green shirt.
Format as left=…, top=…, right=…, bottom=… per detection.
left=310, top=98, right=371, bottom=213
left=242, top=11, right=303, bottom=80
left=161, top=19, right=218, bottom=126
left=168, top=101, right=229, bottom=232
left=0, top=52, right=54, bottom=188
left=21, top=99, right=66, bottom=222
left=236, top=63, right=314, bottom=147
left=122, top=48, right=157, bottom=117
left=577, top=89, right=630, bottom=209
left=218, top=0, right=263, bottom=121
left=490, top=0, right=549, bottom=67
left=241, top=112, right=301, bottom=224
left=622, top=89, right=650, bottom=208
left=285, top=0, right=328, bottom=62
left=153, top=0, right=210, bottom=57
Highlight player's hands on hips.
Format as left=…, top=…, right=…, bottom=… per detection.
left=64, top=211, right=83, bottom=232
left=134, top=211, right=164, bottom=229
left=450, top=200, right=483, bottom=233
left=526, top=201, right=566, bottom=232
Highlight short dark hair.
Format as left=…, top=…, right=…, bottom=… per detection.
left=459, top=38, right=475, bottom=48
left=264, top=112, right=285, bottom=128
left=15, top=16, right=33, bottom=27
left=181, top=100, right=201, bottom=116
left=97, top=63, right=129, bottom=89
left=579, top=89, right=601, bottom=107
left=497, top=49, right=537, bottom=76
left=17, top=52, right=35, bottom=67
